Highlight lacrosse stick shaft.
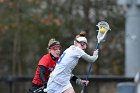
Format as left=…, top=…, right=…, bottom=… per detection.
left=95, top=42, right=99, bottom=49
left=81, top=62, right=93, bottom=93
left=33, top=86, right=44, bottom=93
left=81, top=21, right=110, bottom=93
left=81, top=88, right=85, bottom=93
left=81, top=41, right=99, bottom=93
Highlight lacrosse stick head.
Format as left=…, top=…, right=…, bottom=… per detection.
left=96, top=21, right=111, bottom=43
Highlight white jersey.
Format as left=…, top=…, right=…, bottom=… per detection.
left=47, top=45, right=86, bottom=85
left=45, top=45, right=98, bottom=93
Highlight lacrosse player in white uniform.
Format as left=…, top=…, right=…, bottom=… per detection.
left=44, top=31, right=98, bottom=93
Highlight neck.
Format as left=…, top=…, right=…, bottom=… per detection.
left=50, top=53, right=57, bottom=61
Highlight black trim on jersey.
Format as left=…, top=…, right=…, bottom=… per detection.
left=50, top=53, right=57, bottom=61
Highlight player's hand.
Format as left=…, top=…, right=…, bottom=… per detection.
left=93, top=49, right=98, bottom=61
left=93, top=49, right=98, bottom=55
left=81, top=80, right=89, bottom=86
left=76, top=79, right=89, bottom=86
left=43, top=82, right=47, bottom=88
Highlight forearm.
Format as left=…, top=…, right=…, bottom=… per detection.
left=39, top=65, right=47, bottom=83
left=71, top=74, right=78, bottom=82
left=70, top=74, right=82, bottom=85
left=81, top=53, right=98, bottom=63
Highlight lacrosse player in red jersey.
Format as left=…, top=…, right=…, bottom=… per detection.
left=28, top=38, right=62, bottom=93
left=44, top=31, right=98, bottom=93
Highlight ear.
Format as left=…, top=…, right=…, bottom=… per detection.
left=48, top=49, right=51, bottom=53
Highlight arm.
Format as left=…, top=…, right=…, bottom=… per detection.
left=70, top=74, right=89, bottom=86
left=70, top=74, right=79, bottom=83
left=81, top=49, right=98, bottom=63
left=39, top=65, right=47, bottom=83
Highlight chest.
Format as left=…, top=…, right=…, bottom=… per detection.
left=47, top=60, right=57, bottom=72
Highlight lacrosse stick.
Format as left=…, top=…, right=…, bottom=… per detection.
left=81, top=21, right=111, bottom=93
left=33, top=86, right=44, bottom=93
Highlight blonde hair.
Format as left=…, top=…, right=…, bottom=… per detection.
left=48, top=38, right=60, bottom=49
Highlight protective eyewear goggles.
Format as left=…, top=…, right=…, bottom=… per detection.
left=75, top=39, right=87, bottom=46
left=50, top=45, right=62, bottom=51
left=79, top=41, right=87, bottom=46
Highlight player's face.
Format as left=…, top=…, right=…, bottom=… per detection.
left=49, top=45, right=62, bottom=58
left=77, top=41, right=87, bottom=50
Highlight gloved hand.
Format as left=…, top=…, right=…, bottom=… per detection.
left=76, top=78, right=89, bottom=86
left=93, top=49, right=98, bottom=56
left=93, top=49, right=98, bottom=61
left=43, top=82, right=47, bottom=88
left=81, top=80, right=89, bottom=86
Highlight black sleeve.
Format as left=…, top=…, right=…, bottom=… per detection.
left=39, top=65, right=47, bottom=83
left=70, top=75, right=78, bottom=82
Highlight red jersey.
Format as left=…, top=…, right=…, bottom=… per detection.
left=32, top=54, right=58, bottom=86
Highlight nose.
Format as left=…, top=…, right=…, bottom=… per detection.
left=56, top=49, right=61, bottom=52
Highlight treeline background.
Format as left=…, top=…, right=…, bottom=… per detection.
left=0, top=0, right=125, bottom=93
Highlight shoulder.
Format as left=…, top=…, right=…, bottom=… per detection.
left=38, top=54, right=51, bottom=66
left=42, top=54, right=51, bottom=60
left=69, top=45, right=78, bottom=50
